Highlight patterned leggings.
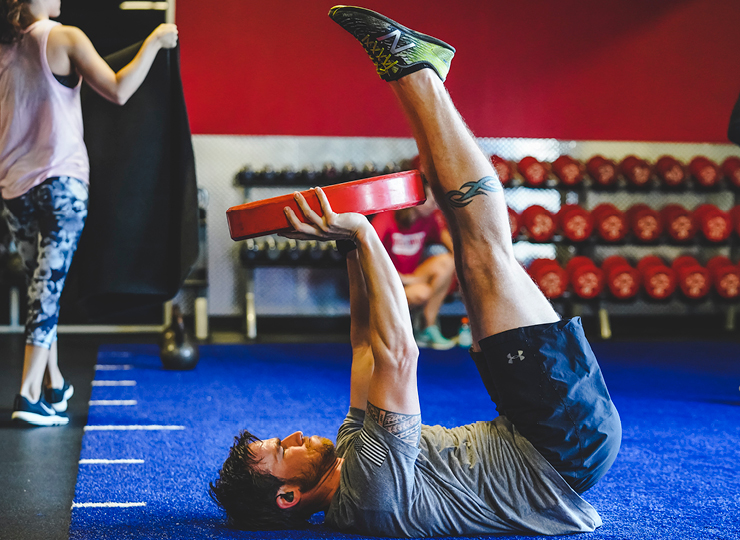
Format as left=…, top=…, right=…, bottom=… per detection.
left=2, top=177, right=88, bottom=348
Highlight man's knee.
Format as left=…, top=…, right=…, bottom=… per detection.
left=417, top=252, right=454, bottom=278
left=436, top=251, right=455, bottom=277
left=405, top=283, right=432, bottom=306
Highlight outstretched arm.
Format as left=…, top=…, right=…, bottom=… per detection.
left=283, top=189, right=421, bottom=442
left=47, top=23, right=178, bottom=105
left=346, top=248, right=374, bottom=410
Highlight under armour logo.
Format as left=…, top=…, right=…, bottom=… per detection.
left=507, top=350, right=525, bottom=364
left=377, top=29, right=415, bottom=54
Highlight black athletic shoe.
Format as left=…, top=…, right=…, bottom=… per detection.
left=45, top=380, right=74, bottom=412
left=12, top=394, right=69, bottom=426
left=328, top=5, right=455, bottom=82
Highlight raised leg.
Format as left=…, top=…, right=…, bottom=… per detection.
left=391, top=71, right=559, bottom=348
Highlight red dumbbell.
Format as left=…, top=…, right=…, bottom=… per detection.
left=557, top=204, right=593, bottom=242
left=654, top=156, right=686, bottom=188
left=508, top=207, right=521, bottom=240
left=592, top=203, right=627, bottom=242
left=721, top=156, right=740, bottom=189
left=620, top=155, right=652, bottom=187
left=637, top=255, right=677, bottom=300
left=601, top=256, right=640, bottom=299
left=552, top=155, right=584, bottom=187
left=491, top=155, right=514, bottom=187
left=518, top=156, right=549, bottom=187
left=671, top=256, right=711, bottom=300
left=586, top=155, right=618, bottom=188
left=731, top=206, right=740, bottom=237
left=688, top=156, right=721, bottom=188
left=528, top=258, right=568, bottom=299
left=626, top=204, right=663, bottom=242
left=566, top=256, right=604, bottom=300
left=521, top=205, right=557, bottom=242
left=706, top=256, right=740, bottom=299
left=693, top=204, right=731, bottom=243
left=661, top=204, right=696, bottom=242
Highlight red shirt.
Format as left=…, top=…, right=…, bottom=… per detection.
left=371, top=210, right=447, bottom=274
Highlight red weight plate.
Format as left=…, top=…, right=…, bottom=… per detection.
left=226, top=170, right=426, bottom=240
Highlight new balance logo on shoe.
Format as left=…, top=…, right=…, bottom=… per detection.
left=329, top=5, right=456, bottom=82
left=377, top=29, right=415, bottom=54
left=507, top=350, right=525, bottom=364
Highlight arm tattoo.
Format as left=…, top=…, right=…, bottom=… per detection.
left=366, top=401, right=421, bottom=445
left=445, top=176, right=502, bottom=208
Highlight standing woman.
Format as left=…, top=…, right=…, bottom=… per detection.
left=0, top=0, right=178, bottom=425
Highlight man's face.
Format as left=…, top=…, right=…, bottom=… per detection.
left=250, top=431, right=337, bottom=491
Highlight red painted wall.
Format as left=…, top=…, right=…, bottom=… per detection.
left=178, top=0, right=740, bottom=142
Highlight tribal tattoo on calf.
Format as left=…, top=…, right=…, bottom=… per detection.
left=366, top=402, right=421, bottom=445
left=445, top=176, right=502, bottom=208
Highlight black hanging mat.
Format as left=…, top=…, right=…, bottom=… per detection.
left=63, top=43, right=199, bottom=321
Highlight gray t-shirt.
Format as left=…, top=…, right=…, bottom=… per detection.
left=324, top=407, right=602, bottom=537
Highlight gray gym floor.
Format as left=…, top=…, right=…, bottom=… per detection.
left=0, top=334, right=146, bottom=540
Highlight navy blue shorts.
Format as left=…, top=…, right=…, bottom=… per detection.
left=473, top=317, right=621, bottom=493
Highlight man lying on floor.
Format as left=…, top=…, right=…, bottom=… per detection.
left=210, top=6, right=621, bottom=537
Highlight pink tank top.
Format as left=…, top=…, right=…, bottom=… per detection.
left=0, top=20, right=89, bottom=199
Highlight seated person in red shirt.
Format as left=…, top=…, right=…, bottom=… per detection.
left=371, top=185, right=456, bottom=349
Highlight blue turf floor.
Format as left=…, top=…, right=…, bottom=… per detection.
left=69, top=341, right=740, bottom=540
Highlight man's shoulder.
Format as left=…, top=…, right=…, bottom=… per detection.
left=336, top=407, right=366, bottom=456
left=337, top=406, right=423, bottom=458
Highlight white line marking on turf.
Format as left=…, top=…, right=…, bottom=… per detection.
left=97, top=352, right=133, bottom=358
left=72, top=502, right=146, bottom=508
left=92, top=380, right=136, bottom=386
left=84, top=425, right=185, bottom=431
left=79, top=459, right=144, bottom=464
left=88, top=400, right=138, bottom=406
left=95, top=365, right=134, bottom=371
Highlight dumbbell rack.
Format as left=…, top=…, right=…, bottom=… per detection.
left=235, top=164, right=400, bottom=338
left=234, top=156, right=739, bottom=340
left=508, top=163, right=739, bottom=339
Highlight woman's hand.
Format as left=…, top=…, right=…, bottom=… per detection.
left=59, top=22, right=178, bottom=106
left=282, top=187, right=368, bottom=241
left=148, top=24, right=179, bottom=50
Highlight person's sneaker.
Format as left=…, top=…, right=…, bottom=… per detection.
left=45, top=380, right=74, bottom=412
left=416, top=325, right=456, bottom=350
left=12, top=394, right=69, bottom=426
left=328, top=5, right=455, bottom=82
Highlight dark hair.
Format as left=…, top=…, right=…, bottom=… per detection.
left=209, top=430, right=312, bottom=531
left=0, top=0, right=29, bottom=44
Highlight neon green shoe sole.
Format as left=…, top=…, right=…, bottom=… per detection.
left=329, top=5, right=455, bottom=82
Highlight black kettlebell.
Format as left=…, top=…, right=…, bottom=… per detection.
left=5, top=252, right=26, bottom=286
left=160, top=305, right=199, bottom=370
